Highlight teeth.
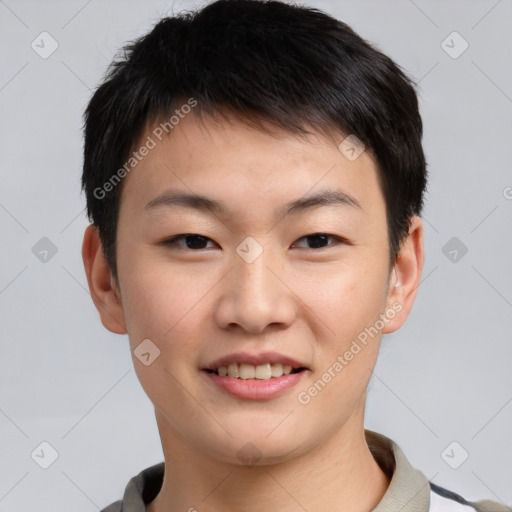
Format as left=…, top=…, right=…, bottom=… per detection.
left=255, top=363, right=271, bottom=380
left=239, top=364, right=255, bottom=379
left=214, top=362, right=299, bottom=380
left=227, top=363, right=239, bottom=378
left=270, top=363, right=283, bottom=377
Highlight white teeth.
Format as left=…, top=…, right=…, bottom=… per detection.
left=239, top=364, right=255, bottom=379
left=214, top=362, right=299, bottom=379
left=270, top=363, right=283, bottom=377
left=227, top=363, right=239, bottom=378
left=255, top=363, right=272, bottom=380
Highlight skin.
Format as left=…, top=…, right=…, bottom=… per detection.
left=83, top=111, right=424, bottom=512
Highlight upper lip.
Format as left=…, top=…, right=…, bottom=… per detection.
left=202, top=351, right=309, bottom=371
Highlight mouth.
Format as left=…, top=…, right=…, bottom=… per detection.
left=202, top=351, right=310, bottom=380
left=204, top=363, right=308, bottom=380
left=201, top=352, right=310, bottom=400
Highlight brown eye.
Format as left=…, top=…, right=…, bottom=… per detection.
left=162, top=234, right=217, bottom=250
left=292, top=233, right=343, bottom=249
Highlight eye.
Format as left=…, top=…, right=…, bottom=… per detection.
left=161, top=234, right=217, bottom=250
left=160, top=233, right=346, bottom=251
left=292, top=233, right=344, bottom=249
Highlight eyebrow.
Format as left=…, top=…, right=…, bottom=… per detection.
left=144, top=188, right=363, bottom=219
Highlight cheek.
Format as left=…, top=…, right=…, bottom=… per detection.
left=295, top=259, right=388, bottom=345
left=119, top=262, right=206, bottom=406
left=122, top=265, right=203, bottom=345
left=292, top=269, right=385, bottom=426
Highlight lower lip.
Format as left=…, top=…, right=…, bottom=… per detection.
left=202, top=370, right=307, bottom=400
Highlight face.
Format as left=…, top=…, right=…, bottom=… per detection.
left=84, top=111, right=423, bottom=465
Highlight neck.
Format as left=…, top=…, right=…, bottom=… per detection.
left=147, top=413, right=390, bottom=512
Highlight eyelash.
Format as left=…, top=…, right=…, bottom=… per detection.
left=160, top=233, right=347, bottom=251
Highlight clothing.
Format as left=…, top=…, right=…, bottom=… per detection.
left=101, top=429, right=511, bottom=512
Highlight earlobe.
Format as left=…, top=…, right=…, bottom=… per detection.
left=82, top=224, right=127, bottom=335
left=382, top=215, right=424, bottom=335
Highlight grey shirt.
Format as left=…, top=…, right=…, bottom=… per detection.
left=101, top=429, right=511, bottom=512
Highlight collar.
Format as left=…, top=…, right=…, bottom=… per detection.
left=366, top=429, right=430, bottom=511
left=110, top=429, right=431, bottom=511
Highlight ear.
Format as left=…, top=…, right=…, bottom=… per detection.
left=382, top=215, right=424, bottom=334
left=82, top=224, right=127, bottom=334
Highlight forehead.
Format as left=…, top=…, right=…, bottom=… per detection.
left=119, top=112, right=384, bottom=224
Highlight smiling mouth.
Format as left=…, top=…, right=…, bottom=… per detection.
left=204, top=363, right=307, bottom=380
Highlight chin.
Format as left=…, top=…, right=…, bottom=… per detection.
left=203, top=426, right=311, bottom=467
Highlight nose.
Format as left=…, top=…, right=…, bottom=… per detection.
left=213, top=245, right=297, bottom=334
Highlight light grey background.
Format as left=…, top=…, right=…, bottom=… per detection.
left=1, top=0, right=511, bottom=510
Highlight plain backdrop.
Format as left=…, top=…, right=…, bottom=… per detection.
left=1, top=0, right=511, bottom=510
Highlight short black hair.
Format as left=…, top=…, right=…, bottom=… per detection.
left=82, top=0, right=427, bottom=284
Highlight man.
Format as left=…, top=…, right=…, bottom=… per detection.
left=81, top=1, right=510, bottom=510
